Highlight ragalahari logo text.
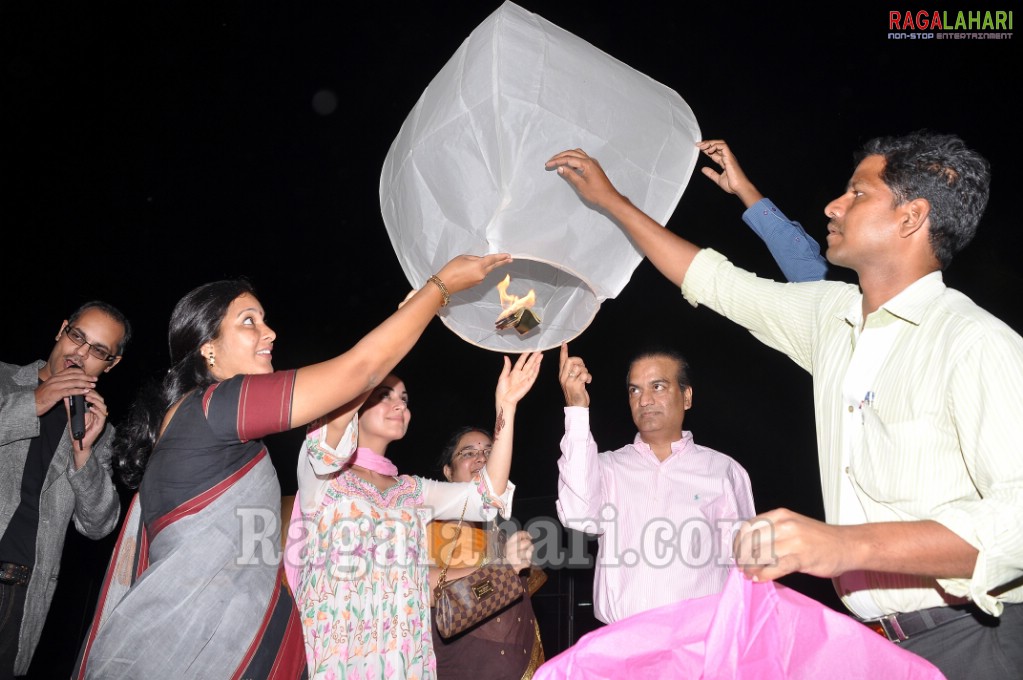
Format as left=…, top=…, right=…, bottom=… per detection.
left=888, top=10, right=1013, bottom=40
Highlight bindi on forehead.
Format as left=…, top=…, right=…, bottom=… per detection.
left=459, top=435, right=491, bottom=448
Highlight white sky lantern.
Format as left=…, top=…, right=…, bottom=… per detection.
left=379, top=1, right=700, bottom=352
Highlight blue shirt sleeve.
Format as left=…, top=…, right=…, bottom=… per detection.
left=741, top=197, right=828, bottom=282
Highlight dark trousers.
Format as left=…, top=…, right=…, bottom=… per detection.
left=901, top=602, right=1023, bottom=679
left=0, top=582, right=27, bottom=680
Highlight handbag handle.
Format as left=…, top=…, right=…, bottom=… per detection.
left=434, top=494, right=470, bottom=596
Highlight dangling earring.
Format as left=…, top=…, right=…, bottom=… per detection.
left=207, top=353, right=216, bottom=368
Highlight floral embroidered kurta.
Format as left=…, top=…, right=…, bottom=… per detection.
left=290, top=419, right=514, bottom=679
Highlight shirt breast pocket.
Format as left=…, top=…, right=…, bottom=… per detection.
left=854, top=405, right=966, bottom=511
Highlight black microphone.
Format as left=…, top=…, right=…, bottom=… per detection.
left=70, top=394, right=86, bottom=450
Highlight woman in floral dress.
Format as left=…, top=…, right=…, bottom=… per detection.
left=288, top=352, right=542, bottom=679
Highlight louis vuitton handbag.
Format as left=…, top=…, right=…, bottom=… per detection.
left=433, top=497, right=526, bottom=638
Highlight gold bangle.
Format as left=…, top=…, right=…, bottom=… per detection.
left=428, top=274, right=450, bottom=307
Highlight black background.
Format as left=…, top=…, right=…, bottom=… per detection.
left=2, top=1, right=1019, bottom=674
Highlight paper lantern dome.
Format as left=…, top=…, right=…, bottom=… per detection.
left=380, top=1, right=700, bottom=352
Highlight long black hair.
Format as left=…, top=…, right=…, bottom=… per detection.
left=114, top=280, right=255, bottom=488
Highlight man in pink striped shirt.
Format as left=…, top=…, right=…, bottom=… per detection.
left=555, top=343, right=756, bottom=623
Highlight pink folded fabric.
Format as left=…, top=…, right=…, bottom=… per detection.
left=535, top=569, right=945, bottom=679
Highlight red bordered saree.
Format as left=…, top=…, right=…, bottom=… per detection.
left=75, top=372, right=307, bottom=679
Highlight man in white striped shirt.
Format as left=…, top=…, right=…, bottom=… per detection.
left=546, top=133, right=1023, bottom=678
left=555, top=343, right=755, bottom=623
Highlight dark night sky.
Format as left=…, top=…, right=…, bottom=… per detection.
left=2, top=0, right=1021, bottom=667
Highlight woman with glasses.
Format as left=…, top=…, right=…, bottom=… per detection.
left=429, top=426, right=546, bottom=680
left=73, top=252, right=510, bottom=680
left=287, top=351, right=542, bottom=679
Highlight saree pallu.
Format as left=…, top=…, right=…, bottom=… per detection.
left=74, top=451, right=307, bottom=679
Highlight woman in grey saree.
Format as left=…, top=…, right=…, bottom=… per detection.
left=76, top=371, right=309, bottom=678
left=74, top=254, right=509, bottom=679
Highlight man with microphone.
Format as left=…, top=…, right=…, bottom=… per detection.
left=0, top=301, right=130, bottom=679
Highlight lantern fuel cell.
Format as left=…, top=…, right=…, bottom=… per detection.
left=496, top=307, right=542, bottom=334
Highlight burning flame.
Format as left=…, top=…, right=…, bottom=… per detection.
left=496, top=275, right=536, bottom=321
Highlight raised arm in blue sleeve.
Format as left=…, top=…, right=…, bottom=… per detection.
left=742, top=198, right=827, bottom=282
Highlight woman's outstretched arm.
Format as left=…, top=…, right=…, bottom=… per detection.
left=290, top=253, right=510, bottom=427
left=484, top=351, right=543, bottom=496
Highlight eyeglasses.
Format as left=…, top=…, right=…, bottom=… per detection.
left=63, top=326, right=118, bottom=362
left=454, top=446, right=492, bottom=462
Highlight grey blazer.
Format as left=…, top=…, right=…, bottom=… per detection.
left=0, top=360, right=120, bottom=675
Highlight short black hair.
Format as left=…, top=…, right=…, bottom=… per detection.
left=436, top=425, right=493, bottom=472
left=858, top=131, right=990, bottom=269
left=68, top=300, right=132, bottom=355
left=626, top=347, right=691, bottom=389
